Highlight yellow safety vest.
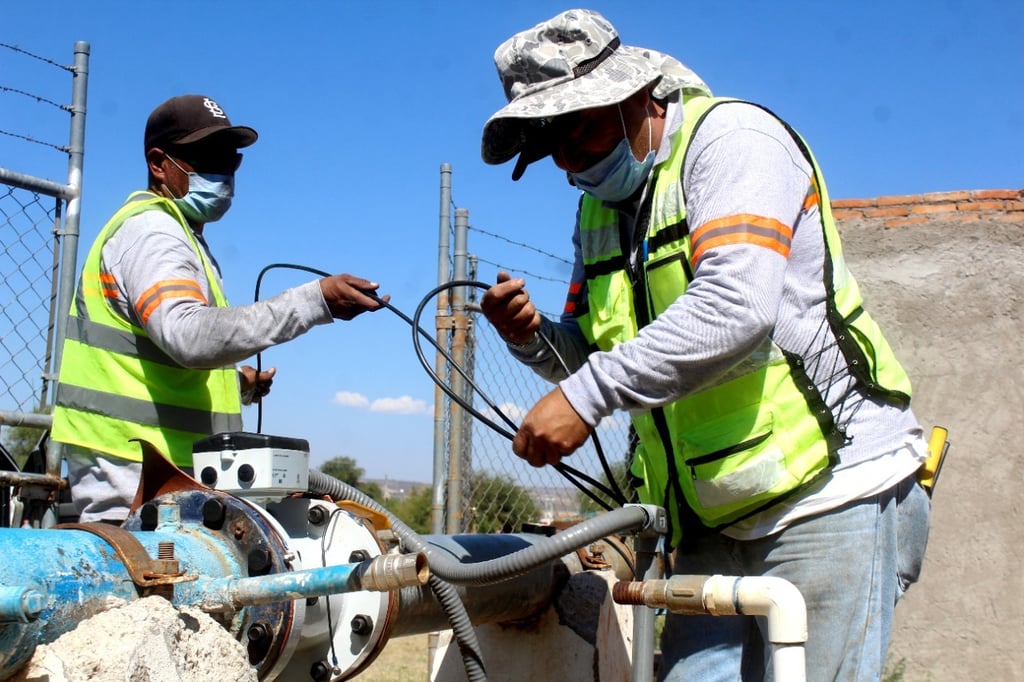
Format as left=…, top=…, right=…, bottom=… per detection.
left=574, top=96, right=912, bottom=546
left=51, top=192, right=242, bottom=467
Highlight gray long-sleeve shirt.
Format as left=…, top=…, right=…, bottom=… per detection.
left=509, top=97, right=925, bottom=538
left=99, top=204, right=332, bottom=370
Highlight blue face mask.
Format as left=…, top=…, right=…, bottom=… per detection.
left=166, top=156, right=235, bottom=223
left=569, top=138, right=655, bottom=202
left=568, top=103, right=655, bottom=202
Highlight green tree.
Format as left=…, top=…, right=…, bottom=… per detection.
left=379, top=474, right=541, bottom=534
left=386, top=485, right=433, bottom=534
left=316, top=455, right=383, bottom=503
left=468, top=472, right=539, bottom=533
left=0, top=425, right=47, bottom=469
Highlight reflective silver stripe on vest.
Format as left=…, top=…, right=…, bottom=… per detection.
left=65, top=315, right=184, bottom=368
left=581, top=222, right=624, bottom=262
left=56, top=383, right=242, bottom=434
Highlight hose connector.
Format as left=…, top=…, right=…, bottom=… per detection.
left=613, top=574, right=710, bottom=615
left=623, top=503, right=668, bottom=536
left=356, top=552, right=430, bottom=592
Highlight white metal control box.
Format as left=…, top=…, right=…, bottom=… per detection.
left=191, top=432, right=309, bottom=501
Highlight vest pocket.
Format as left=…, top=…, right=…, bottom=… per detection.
left=680, top=410, right=792, bottom=518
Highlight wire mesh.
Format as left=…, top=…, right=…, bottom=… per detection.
left=441, top=302, right=636, bottom=533
left=0, top=186, right=60, bottom=413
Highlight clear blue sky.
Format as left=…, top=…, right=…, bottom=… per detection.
left=3, top=1, right=1021, bottom=482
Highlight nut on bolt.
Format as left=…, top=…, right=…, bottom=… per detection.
left=202, top=498, right=226, bottom=529
left=350, top=614, right=374, bottom=636
left=248, top=547, right=273, bottom=576
left=309, top=660, right=331, bottom=681
left=140, top=502, right=159, bottom=530
left=307, top=505, right=328, bottom=526
left=247, top=622, right=271, bottom=643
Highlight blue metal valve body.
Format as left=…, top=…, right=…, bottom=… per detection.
left=0, top=488, right=275, bottom=677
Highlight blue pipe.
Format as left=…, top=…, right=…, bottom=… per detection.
left=195, top=553, right=427, bottom=611
left=199, top=563, right=366, bottom=611
left=0, top=527, right=143, bottom=675
left=0, top=514, right=249, bottom=676
left=0, top=507, right=426, bottom=678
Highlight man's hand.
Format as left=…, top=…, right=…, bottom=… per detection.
left=319, top=274, right=390, bottom=320
left=481, top=271, right=542, bottom=345
left=239, top=365, right=276, bottom=405
left=513, top=387, right=593, bottom=468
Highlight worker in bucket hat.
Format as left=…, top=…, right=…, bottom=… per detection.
left=478, top=9, right=931, bottom=681
left=51, top=94, right=390, bottom=523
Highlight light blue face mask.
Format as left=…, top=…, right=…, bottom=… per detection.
left=166, top=156, right=235, bottom=224
left=568, top=103, right=655, bottom=202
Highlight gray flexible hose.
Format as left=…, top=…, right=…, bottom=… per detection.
left=307, top=471, right=653, bottom=680
left=430, top=505, right=650, bottom=585
left=308, top=470, right=651, bottom=585
left=307, top=470, right=487, bottom=682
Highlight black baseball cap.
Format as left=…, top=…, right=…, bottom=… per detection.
left=144, top=94, right=258, bottom=152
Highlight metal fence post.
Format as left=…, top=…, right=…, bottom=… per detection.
left=44, top=41, right=90, bottom=478
left=446, top=208, right=470, bottom=533
left=430, top=164, right=452, bottom=535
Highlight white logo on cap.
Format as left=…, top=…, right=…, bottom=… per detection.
left=203, top=98, right=227, bottom=119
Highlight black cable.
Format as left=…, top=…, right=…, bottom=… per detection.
left=410, top=280, right=627, bottom=508
left=537, top=327, right=627, bottom=507
left=252, top=263, right=333, bottom=433
left=251, top=265, right=627, bottom=510
left=320, top=507, right=346, bottom=668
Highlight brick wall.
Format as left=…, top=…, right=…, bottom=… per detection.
left=831, top=188, right=1024, bottom=228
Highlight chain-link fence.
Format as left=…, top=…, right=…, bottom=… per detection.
left=0, top=186, right=62, bottom=414
left=434, top=170, right=636, bottom=534
left=457, top=305, right=636, bottom=533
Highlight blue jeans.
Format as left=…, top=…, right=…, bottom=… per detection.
left=658, top=475, right=930, bottom=682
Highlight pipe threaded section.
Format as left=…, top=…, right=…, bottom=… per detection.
left=612, top=581, right=646, bottom=605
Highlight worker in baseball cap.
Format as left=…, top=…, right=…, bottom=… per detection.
left=52, top=93, right=389, bottom=523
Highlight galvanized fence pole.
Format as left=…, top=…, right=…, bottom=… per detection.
left=430, top=164, right=452, bottom=535
left=44, top=41, right=89, bottom=477
left=445, top=208, right=470, bottom=533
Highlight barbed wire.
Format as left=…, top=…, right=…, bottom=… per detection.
left=0, top=129, right=69, bottom=153
left=0, top=42, right=72, bottom=71
left=471, top=255, right=569, bottom=285
left=0, top=45, right=74, bottom=155
left=446, top=194, right=572, bottom=305
left=0, top=85, right=70, bottom=111
left=449, top=194, right=571, bottom=266
left=468, top=224, right=572, bottom=266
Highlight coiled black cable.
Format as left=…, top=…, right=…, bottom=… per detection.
left=252, top=265, right=627, bottom=509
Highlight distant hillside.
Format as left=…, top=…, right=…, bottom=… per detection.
left=364, top=478, right=429, bottom=502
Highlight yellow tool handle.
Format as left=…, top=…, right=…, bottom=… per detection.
left=918, top=426, right=948, bottom=493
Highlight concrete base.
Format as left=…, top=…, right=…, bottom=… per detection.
left=430, top=569, right=636, bottom=682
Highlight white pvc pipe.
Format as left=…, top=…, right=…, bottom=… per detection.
left=702, top=575, right=808, bottom=682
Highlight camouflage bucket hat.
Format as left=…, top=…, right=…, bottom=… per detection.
left=481, top=9, right=708, bottom=179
